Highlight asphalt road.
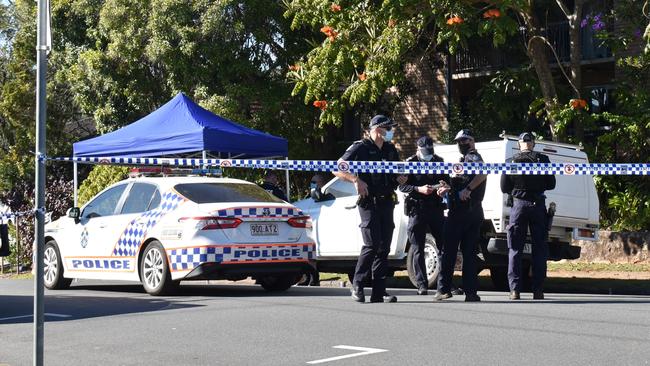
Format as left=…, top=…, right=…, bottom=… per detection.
left=2, top=279, right=650, bottom=366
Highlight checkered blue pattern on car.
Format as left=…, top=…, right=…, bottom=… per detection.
left=112, top=191, right=186, bottom=257
left=167, top=243, right=315, bottom=272
left=50, top=156, right=650, bottom=175
left=215, top=206, right=305, bottom=219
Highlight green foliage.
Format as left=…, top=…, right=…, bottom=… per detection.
left=591, top=54, right=650, bottom=230
left=445, top=68, right=541, bottom=143
left=61, top=0, right=320, bottom=159
left=285, top=0, right=525, bottom=125
left=77, top=165, right=129, bottom=206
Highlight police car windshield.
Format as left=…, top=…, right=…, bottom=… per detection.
left=174, top=183, right=284, bottom=204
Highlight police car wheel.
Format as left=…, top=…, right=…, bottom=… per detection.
left=140, top=241, right=175, bottom=296
left=259, top=274, right=299, bottom=291
left=43, top=241, right=72, bottom=290
left=406, top=234, right=440, bottom=289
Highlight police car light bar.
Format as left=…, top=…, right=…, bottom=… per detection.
left=129, top=167, right=174, bottom=177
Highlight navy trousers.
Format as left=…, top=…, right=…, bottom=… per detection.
left=437, top=206, right=483, bottom=295
left=354, top=200, right=395, bottom=299
left=507, top=199, right=548, bottom=292
left=407, top=208, right=445, bottom=289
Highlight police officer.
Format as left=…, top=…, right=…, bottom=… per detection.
left=334, top=114, right=407, bottom=303
left=434, top=129, right=486, bottom=302
left=260, top=171, right=288, bottom=201
left=399, top=136, right=449, bottom=295
left=500, top=132, right=556, bottom=300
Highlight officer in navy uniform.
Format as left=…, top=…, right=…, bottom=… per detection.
left=434, top=129, right=486, bottom=302
left=260, top=171, right=288, bottom=201
left=500, top=132, right=556, bottom=300
left=399, top=136, right=449, bottom=295
left=334, top=114, right=407, bottom=303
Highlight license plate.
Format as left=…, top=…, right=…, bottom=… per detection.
left=523, top=243, right=532, bottom=254
left=250, top=223, right=279, bottom=236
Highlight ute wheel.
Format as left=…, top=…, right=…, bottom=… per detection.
left=406, top=234, right=441, bottom=289
left=259, top=274, right=299, bottom=291
left=44, top=241, right=72, bottom=290
left=140, top=241, right=177, bottom=296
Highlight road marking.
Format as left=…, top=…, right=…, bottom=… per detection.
left=0, top=313, right=72, bottom=321
left=306, top=345, right=388, bottom=364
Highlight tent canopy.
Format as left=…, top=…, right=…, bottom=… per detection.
left=73, top=93, right=288, bottom=158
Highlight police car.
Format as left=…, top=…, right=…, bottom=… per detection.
left=44, top=175, right=315, bottom=295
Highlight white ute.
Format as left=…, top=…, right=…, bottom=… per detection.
left=294, top=135, right=600, bottom=289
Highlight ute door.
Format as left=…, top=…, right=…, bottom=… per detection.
left=313, top=177, right=364, bottom=256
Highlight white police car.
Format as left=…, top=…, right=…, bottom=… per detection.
left=44, top=176, right=315, bottom=295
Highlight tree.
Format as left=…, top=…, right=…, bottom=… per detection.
left=62, top=0, right=320, bottom=158
left=284, top=0, right=640, bottom=142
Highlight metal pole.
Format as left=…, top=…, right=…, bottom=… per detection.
left=73, top=162, right=78, bottom=206
left=285, top=157, right=290, bottom=202
left=15, top=217, right=20, bottom=274
left=34, top=0, right=48, bottom=364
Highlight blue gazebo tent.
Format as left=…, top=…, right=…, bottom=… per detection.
left=73, top=92, right=288, bottom=158
left=71, top=93, right=290, bottom=204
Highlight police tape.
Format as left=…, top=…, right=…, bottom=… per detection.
left=0, top=208, right=47, bottom=223
left=49, top=156, right=650, bottom=175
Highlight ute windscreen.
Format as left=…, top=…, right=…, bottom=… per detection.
left=174, top=183, right=285, bottom=204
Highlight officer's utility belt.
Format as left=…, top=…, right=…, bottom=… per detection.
left=357, top=192, right=397, bottom=208
left=447, top=190, right=476, bottom=211
left=513, top=195, right=545, bottom=205
left=405, top=196, right=444, bottom=215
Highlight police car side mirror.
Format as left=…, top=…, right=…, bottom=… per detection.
left=310, top=188, right=323, bottom=202
left=67, top=207, right=80, bottom=223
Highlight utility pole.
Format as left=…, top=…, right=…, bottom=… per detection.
left=34, top=0, right=49, bottom=364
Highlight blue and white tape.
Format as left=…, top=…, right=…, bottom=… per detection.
left=49, top=156, right=650, bottom=176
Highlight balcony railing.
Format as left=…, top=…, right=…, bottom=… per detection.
left=453, top=21, right=612, bottom=74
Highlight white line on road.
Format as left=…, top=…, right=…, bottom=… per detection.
left=0, top=313, right=72, bottom=321
left=306, top=345, right=388, bottom=364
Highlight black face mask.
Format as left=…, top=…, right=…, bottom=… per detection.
left=458, top=143, right=471, bottom=155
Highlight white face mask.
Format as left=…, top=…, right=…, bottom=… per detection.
left=383, top=129, right=394, bottom=142
left=417, top=147, right=433, bottom=161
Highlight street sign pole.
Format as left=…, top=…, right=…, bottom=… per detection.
left=34, top=0, right=48, bottom=365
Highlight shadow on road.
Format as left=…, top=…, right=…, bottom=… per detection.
left=0, top=293, right=203, bottom=325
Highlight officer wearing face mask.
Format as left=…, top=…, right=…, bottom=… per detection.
left=434, top=129, right=486, bottom=302
left=500, top=132, right=556, bottom=300
left=399, top=136, right=450, bottom=295
left=334, top=114, right=407, bottom=303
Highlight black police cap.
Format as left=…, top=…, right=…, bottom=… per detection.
left=368, top=114, right=397, bottom=129
left=453, top=129, right=474, bottom=141
left=416, top=136, right=434, bottom=148
left=518, top=132, right=534, bottom=142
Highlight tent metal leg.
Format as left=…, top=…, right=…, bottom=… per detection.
left=285, top=157, right=290, bottom=202
left=73, top=162, right=78, bottom=207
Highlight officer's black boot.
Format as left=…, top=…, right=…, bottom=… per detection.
left=417, top=285, right=428, bottom=295
left=370, top=292, right=397, bottom=303
left=351, top=285, right=365, bottom=303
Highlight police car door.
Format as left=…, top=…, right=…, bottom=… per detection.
left=64, top=183, right=129, bottom=278
left=314, top=177, right=364, bottom=256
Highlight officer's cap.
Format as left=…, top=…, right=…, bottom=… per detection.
left=416, top=136, right=434, bottom=154
left=453, top=129, right=474, bottom=142
left=368, top=114, right=397, bottom=129
left=518, top=132, right=534, bottom=142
